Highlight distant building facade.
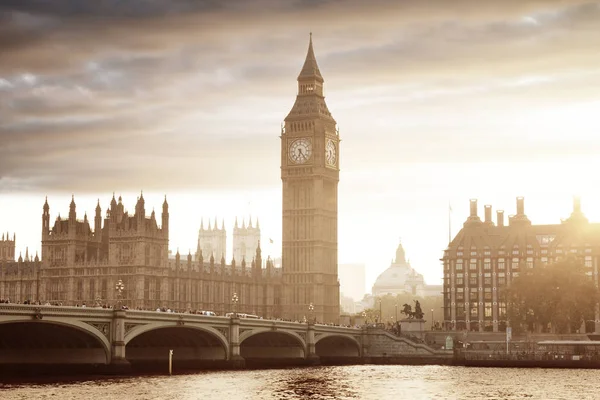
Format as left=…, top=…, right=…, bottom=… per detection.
left=0, top=233, right=16, bottom=262
left=442, top=197, right=600, bottom=333
left=0, top=195, right=284, bottom=318
left=194, top=216, right=261, bottom=267
left=338, top=263, right=366, bottom=301
left=372, top=241, right=442, bottom=298
left=233, top=217, right=261, bottom=265
left=196, top=218, right=226, bottom=263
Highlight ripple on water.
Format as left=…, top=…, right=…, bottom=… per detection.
left=1, top=366, right=599, bottom=400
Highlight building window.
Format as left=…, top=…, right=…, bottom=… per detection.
left=456, top=288, right=464, bottom=300
left=512, top=258, right=519, bottom=270
left=484, top=287, right=492, bottom=300
left=484, top=273, right=492, bottom=285
left=456, top=261, right=463, bottom=271
left=470, top=287, right=478, bottom=300
left=485, top=303, right=492, bottom=318
left=499, top=302, right=507, bottom=318
left=513, top=272, right=519, bottom=277
left=498, top=272, right=506, bottom=285
left=470, top=260, right=477, bottom=270
left=585, top=256, right=592, bottom=268
left=526, top=257, right=533, bottom=268
left=457, top=251, right=464, bottom=257
left=498, top=259, right=505, bottom=270
left=484, top=258, right=491, bottom=270
left=470, top=305, right=478, bottom=317
left=541, top=257, right=548, bottom=264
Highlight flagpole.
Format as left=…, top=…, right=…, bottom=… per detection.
left=448, top=202, right=452, bottom=245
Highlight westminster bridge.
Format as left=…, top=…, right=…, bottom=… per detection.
left=0, top=305, right=451, bottom=372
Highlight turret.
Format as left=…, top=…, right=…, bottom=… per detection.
left=69, top=195, right=76, bottom=222
left=136, top=191, right=146, bottom=219
left=42, top=197, right=50, bottom=237
left=162, top=195, right=169, bottom=234
left=255, top=240, right=262, bottom=269
left=110, top=193, right=117, bottom=213
left=94, top=199, right=102, bottom=236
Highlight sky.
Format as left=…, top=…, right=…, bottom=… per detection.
left=2, top=0, right=600, bottom=298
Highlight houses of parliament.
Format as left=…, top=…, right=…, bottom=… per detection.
left=0, top=35, right=341, bottom=323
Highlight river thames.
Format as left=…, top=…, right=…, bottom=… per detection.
left=1, top=365, right=597, bottom=400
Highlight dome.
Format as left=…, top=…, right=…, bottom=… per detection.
left=371, top=242, right=425, bottom=296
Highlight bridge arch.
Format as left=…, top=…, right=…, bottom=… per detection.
left=315, top=333, right=361, bottom=357
left=239, top=328, right=306, bottom=359
left=125, top=323, right=229, bottom=362
left=0, top=318, right=111, bottom=364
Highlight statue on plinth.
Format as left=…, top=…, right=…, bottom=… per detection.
left=413, top=300, right=424, bottom=320
left=401, top=300, right=425, bottom=320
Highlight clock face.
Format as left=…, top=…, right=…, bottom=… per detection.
left=289, top=138, right=312, bottom=164
left=325, top=139, right=337, bottom=166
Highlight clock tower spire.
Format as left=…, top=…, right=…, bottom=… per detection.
left=281, top=34, right=340, bottom=324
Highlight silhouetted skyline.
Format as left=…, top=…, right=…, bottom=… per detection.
left=2, top=1, right=600, bottom=290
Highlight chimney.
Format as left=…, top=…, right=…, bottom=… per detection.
left=484, top=205, right=492, bottom=223
left=516, top=197, right=525, bottom=215
left=497, top=210, right=504, bottom=227
left=469, top=199, right=478, bottom=217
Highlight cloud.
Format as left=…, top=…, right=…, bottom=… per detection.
left=1, top=0, right=600, bottom=193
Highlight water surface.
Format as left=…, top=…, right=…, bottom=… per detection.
left=1, top=365, right=595, bottom=399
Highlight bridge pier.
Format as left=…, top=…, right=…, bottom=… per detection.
left=229, top=316, right=245, bottom=368
left=306, top=322, right=320, bottom=365
left=109, top=309, right=131, bottom=373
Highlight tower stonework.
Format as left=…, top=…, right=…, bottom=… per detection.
left=196, top=217, right=226, bottom=262
left=233, top=217, right=261, bottom=265
left=281, top=35, right=340, bottom=323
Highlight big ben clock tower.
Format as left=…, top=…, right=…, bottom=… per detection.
left=281, top=34, right=340, bottom=323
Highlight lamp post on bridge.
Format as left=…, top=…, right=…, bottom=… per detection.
left=231, top=292, right=239, bottom=318
left=115, top=279, right=124, bottom=309
left=308, top=302, right=314, bottom=324
left=378, top=299, right=382, bottom=324
left=431, top=308, right=434, bottom=330
left=395, top=303, right=398, bottom=322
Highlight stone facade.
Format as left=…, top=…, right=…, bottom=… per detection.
left=442, top=196, right=600, bottom=333
left=2, top=195, right=284, bottom=318
left=281, top=34, right=341, bottom=323
left=0, top=233, right=16, bottom=262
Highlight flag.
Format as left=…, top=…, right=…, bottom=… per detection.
left=269, top=238, right=274, bottom=244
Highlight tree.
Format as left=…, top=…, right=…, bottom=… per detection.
left=506, top=256, right=598, bottom=334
